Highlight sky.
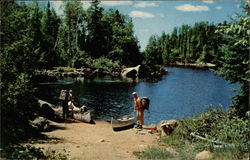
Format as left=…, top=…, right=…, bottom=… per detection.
left=48, top=0, right=244, bottom=51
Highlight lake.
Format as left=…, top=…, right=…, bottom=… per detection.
left=36, top=67, right=239, bottom=125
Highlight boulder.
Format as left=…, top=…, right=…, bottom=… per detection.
left=121, top=65, right=141, bottom=79
left=37, top=99, right=60, bottom=119
left=195, top=150, right=212, bottom=160
left=160, top=120, right=178, bottom=136
left=29, top=116, right=50, bottom=132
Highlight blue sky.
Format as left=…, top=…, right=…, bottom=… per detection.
left=49, top=1, right=243, bottom=51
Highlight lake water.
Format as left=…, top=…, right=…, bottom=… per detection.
left=37, top=67, right=239, bottom=125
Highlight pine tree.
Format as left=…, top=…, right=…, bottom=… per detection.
left=215, top=4, right=249, bottom=117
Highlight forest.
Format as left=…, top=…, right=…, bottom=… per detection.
left=0, top=0, right=249, bottom=159
left=144, top=22, right=222, bottom=65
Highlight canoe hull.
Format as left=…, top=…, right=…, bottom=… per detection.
left=111, top=116, right=135, bottom=130
left=73, top=111, right=92, bottom=123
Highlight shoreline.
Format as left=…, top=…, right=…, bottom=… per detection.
left=26, top=119, right=159, bottom=160
left=34, top=65, right=168, bottom=82
left=167, top=62, right=217, bottom=69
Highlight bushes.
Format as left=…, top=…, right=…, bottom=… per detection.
left=74, top=55, right=122, bottom=72
left=1, top=73, right=40, bottom=146
left=136, top=108, right=249, bottom=159
left=161, top=108, right=249, bottom=159
left=2, top=145, right=67, bottom=160
left=90, top=57, right=122, bottom=72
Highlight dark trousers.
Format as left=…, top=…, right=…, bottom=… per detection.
left=62, top=101, right=69, bottom=119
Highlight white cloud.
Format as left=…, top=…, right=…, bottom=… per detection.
left=215, top=6, right=223, bottom=10
left=134, top=2, right=158, bottom=8
left=129, top=11, right=155, bottom=18
left=202, top=0, right=214, bottom=4
left=176, top=4, right=209, bottom=12
left=101, top=1, right=132, bottom=6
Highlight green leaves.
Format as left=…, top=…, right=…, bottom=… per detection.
left=215, top=3, right=249, bottom=117
left=144, top=22, right=221, bottom=65
left=162, top=108, right=249, bottom=159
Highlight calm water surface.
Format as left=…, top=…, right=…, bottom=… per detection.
left=37, top=67, right=239, bottom=125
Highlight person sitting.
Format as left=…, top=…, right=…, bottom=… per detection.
left=68, top=90, right=77, bottom=111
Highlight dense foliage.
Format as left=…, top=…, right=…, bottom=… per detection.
left=1, top=0, right=41, bottom=146
left=163, top=109, right=249, bottom=159
left=0, top=0, right=141, bottom=146
left=143, top=22, right=222, bottom=66
left=136, top=108, right=249, bottom=160
left=54, top=0, right=141, bottom=68
left=215, top=3, right=249, bottom=117
left=0, top=0, right=248, bottom=159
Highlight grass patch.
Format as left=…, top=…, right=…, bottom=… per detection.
left=134, top=147, right=174, bottom=159
left=160, top=108, right=249, bottom=160
left=135, top=108, right=249, bottom=160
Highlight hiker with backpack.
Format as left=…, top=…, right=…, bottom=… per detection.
left=59, top=89, right=70, bottom=120
left=132, top=92, right=150, bottom=129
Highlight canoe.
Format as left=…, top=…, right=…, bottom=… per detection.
left=111, top=116, right=135, bottom=130
left=73, top=111, right=92, bottom=123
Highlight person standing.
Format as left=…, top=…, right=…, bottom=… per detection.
left=62, top=90, right=69, bottom=120
left=132, top=92, right=144, bottom=129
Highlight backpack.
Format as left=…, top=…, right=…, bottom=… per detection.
left=59, top=90, right=67, bottom=100
left=140, top=97, right=150, bottom=110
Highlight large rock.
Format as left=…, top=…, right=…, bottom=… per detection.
left=195, top=150, right=212, bottom=160
left=37, top=99, right=59, bottom=119
left=159, top=120, right=178, bottom=136
left=121, top=65, right=141, bottom=79
left=29, top=116, right=50, bottom=132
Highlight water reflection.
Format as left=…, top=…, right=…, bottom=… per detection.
left=36, top=67, right=239, bottom=125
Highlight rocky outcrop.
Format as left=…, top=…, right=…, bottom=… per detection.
left=195, top=150, right=212, bottom=160
left=35, top=68, right=120, bottom=80
left=29, top=116, right=50, bottom=132
left=121, top=65, right=141, bottom=80
left=121, top=65, right=168, bottom=82
left=159, top=120, right=178, bottom=136
left=35, top=65, right=168, bottom=83
left=169, top=62, right=217, bottom=68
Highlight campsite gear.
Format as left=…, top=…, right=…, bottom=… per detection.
left=73, top=111, right=92, bottom=123
left=140, top=97, right=150, bottom=110
left=59, top=89, right=68, bottom=100
left=160, top=120, right=178, bottom=136
left=111, top=116, right=135, bottom=130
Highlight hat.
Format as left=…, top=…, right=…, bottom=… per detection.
left=132, top=92, right=137, bottom=95
left=69, top=90, right=73, bottom=93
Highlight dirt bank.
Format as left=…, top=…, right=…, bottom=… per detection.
left=27, top=120, right=159, bottom=160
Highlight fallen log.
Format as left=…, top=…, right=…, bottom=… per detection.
left=37, top=99, right=62, bottom=117
left=190, top=132, right=235, bottom=148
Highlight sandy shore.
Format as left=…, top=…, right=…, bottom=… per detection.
left=27, top=120, right=159, bottom=160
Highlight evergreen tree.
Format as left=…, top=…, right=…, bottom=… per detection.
left=86, top=0, right=106, bottom=57
left=41, top=1, right=60, bottom=68
left=56, top=0, right=85, bottom=66
left=215, top=3, right=249, bottom=117
left=144, top=35, right=162, bottom=66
